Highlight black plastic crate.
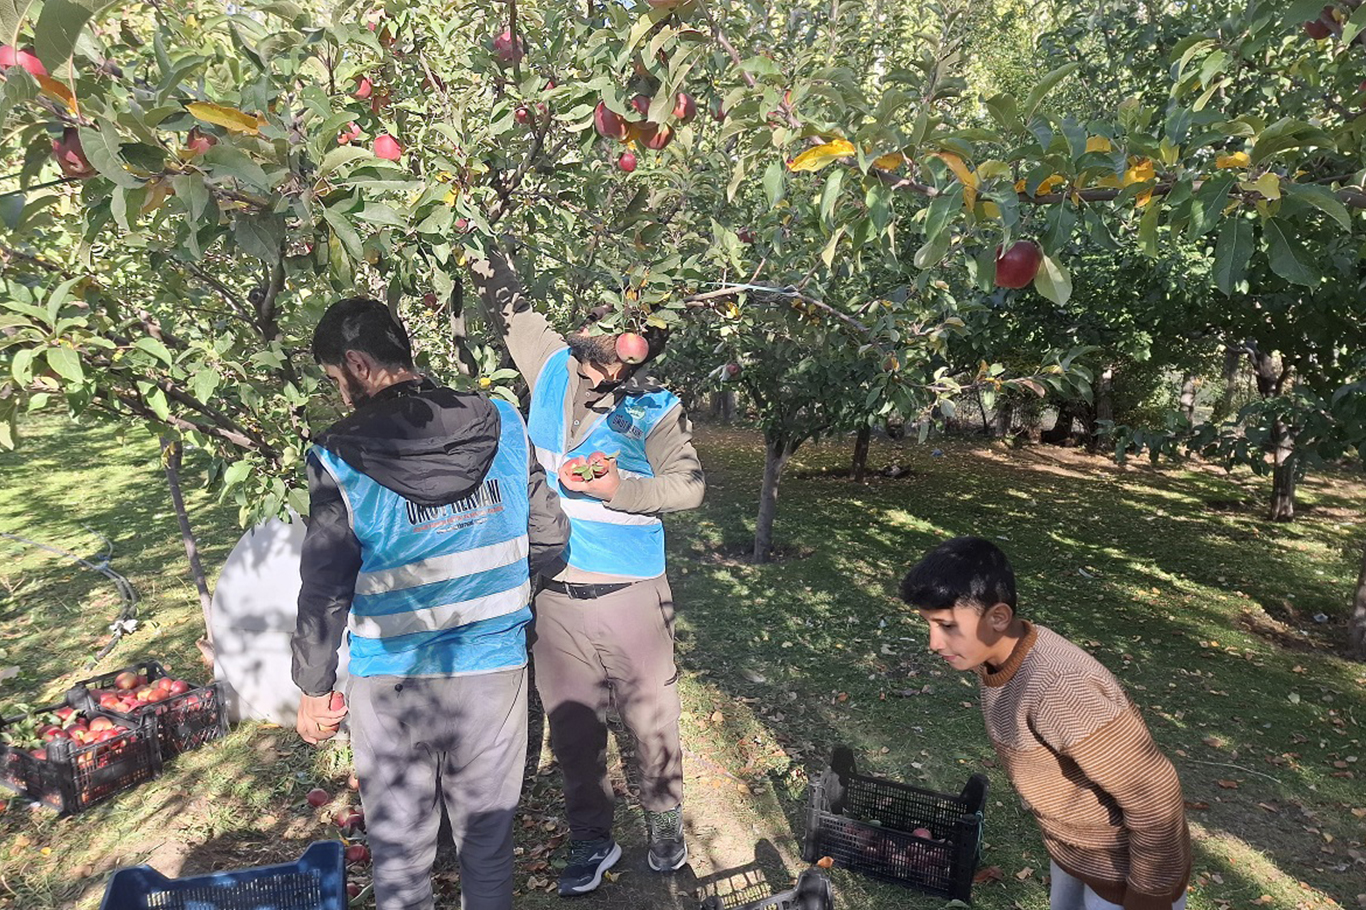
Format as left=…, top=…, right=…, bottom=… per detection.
left=0, top=704, right=161, bottom=815
left=67, top=659, right=228, bottom=760
left=801, top=746, right=988, bottom=903
left=100, top=839, right=346, bottom=910
left=700, top=869, right=833, bottom=910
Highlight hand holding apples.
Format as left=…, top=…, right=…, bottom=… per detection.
left=558, top=452, right=621, bottom=500
left=297, top=690, right=348, bottom=744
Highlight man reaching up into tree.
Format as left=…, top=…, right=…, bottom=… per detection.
left=471, top=248, right=705, bottom=896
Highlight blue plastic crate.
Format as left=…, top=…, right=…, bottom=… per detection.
left=99, top=840, right=346, bottom=910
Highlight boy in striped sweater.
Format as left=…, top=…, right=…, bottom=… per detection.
left=900, top=536, right=1190, bottom=910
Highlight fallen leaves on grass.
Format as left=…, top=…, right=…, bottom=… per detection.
left=816, top=856, right=834, bottom=869
left=1015, top=866, right=1034, bottom=880
left=1217, top=779, right=1239, bottom=789
left=973, top=866, right=1004, bottom=883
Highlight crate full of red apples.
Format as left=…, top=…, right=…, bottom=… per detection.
left=67, top=659, right=228, bottom=761
left=0, top=702, right=161, bottom=814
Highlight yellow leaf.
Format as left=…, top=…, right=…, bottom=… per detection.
left=980, top=201, right=1001, bottom=219
left=1017, top=173, right=1067, bottom=196
left=35, top=75, right=76, bottom=113
left=1241, top=172, right=1280, bottom=200
left=1216, top=151, right=1250, bottom=169
left=1086, top=136, right=1112, bottom=153
left=186, top=101, right=262, bottom=135
left=1095, top=174, right=1123, bottom=189
left=788, top=138, right=855, bottom=173
left=872, top=151, right=905, bottom=171
left=930, top=151, right=978, bottom=209
left=1123, top=158, right=1155, bottom=187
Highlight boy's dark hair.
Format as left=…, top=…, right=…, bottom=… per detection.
left=899, top=536, right=1018, bottom=614
left=312, top=297, right=414, bottom=370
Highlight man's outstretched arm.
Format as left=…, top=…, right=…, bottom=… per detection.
left=469, top=246, right=566, bottom=392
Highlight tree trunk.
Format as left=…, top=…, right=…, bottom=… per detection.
left=850, top=425, right=871, bottom=483
left=993, top=400, right=1013, bottom=437
left=1178, top=372, right=1197, bottom=423
left=709, top=390, right=735, bottom=423
left=1214, top=344, right=1242, bottom=422
left=754, top=433, right=796, bottom=563
left=975, top=389, right=990, bottom=436
left=1349, top=540, right=1366, bottom=660
left=1269, top=416, right=1297, bottom=522
left=161, top=439, right=215, bottom=661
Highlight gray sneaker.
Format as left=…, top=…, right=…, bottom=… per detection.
left=557, top=837, right=621, bottom=896
left=644, top=805, right=688, bottom=872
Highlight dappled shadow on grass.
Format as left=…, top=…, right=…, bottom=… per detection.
left=665, top=428, right=1366, bottom=909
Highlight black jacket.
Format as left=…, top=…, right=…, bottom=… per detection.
left=291, top=378, right=568, bottom=695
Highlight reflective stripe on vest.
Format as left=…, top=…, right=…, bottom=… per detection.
left=313, top=397, right=533, bottom=678
left=525, top=347, right=678, bottom=579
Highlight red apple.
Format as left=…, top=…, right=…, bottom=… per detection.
left=911, top=827, right=932, bottom=839
left=373, top=134, right=403, bottom=160
left=155, top=676, right=175, bottom=691
left=29, top=749, right=46, bottom=760
left=167, top=679, right=191, bottom=695
left=345, top=843, right=370, bottom=864
left=88, top=717, right=114, bottom=732
left=307, top=787, right=329, bottom=807
left=492, top=29, right=524, bottom=66
left=52, top=128, right=96, bottom=179
left=185, top=128, right=217, bottom=156
left=0, top=45, right=48, bottom=77
left=737, top=228, right=756, bottom=244
left=994, top=239, right=1043, bottom=289
left=347, top=883, right=362, bottom=898
left=134, top=686, right=155, bottom=701
left=146, top=688, right=170, bottom=703
left=329, top=692, right=346, bottom=712
left=54, top=706, right=76, bottom=722
left=630, top=94, right=651, bottom=117
left=615, top=332, right=649, bottom=365
left=369, top=89, right=390, bottom=114
left=1305, top=17, right=1332, bottom=38
left=724, top=362, right=741, bottom=379
left=617, top=151, right=637, bottom=172
left=710, top=98, right=726, bottom=122
left=114, top=671, right=139, bottom=691
left=672, top=92, right=696, bottom=123
left=515, top=106, right=530, bottom=124
left=455, top=217, right=470, bottom=232
left=353, top=76, right=373, bottom=99
left=644, top=124, right=674, bottom=150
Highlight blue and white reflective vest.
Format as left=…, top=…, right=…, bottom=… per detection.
left=526, top=347, right=679, bottom=579
left=312, top=398, right=533, bottom=679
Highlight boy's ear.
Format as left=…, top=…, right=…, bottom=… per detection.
left=984, top=602, right=1013, bottom=632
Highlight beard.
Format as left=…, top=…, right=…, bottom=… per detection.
left=566, top=332, right=620, bottom=368
left=342, top=365, right=373, bottom=410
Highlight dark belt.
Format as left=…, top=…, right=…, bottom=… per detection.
left=541, top=578, right=637, bottom=599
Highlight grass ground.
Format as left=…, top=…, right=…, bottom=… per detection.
left=0, top=412, right=1362, bottom=910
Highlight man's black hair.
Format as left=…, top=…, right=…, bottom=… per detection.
left=899, top=536, right=1018, bottom=614
left=312, top=297, right=414, bottom=370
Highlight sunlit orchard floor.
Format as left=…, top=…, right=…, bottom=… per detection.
left=0, top=412, right=1362, bottom=910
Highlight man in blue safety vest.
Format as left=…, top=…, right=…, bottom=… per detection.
left=472, top=249, right=706, bottom=897
left=291, top=297, right=568, bottom=910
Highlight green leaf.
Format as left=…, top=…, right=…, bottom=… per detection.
left=1137, top=201, right=1160, bottom=258
left=287, top=485, right=310, bottom=518
left=0, top=192, right=23, bottom=229
left=1023, top=62, right=1079, bottom=119
left=317, top=145, right=369, bottom=179
left=202, top=144, right=271, bottom=192
left=1344, top=2, right=1366, bottom=44
left=1187, top=174, right=1235, bottom=238
left=223, top=459, right=251, bottom=488
left=191, top=367, right=220, bottom=404
left=0, top=0, right=38, bottom=49
left=1263, top=217, right=1318, bottom=287
left=322, top=206, right=364, bottom=261
left=1033, top=254, right=1072, bottom=305
left=43, top=344, right=83, bottom=383
left=234, top=214, right=283, bottom=261
left=145, top=385, right=169, bottom=420
left=1213, top=215, right=1254, bottom=297
left=763, top=159, right=784, bottom=208
left=912, top=232, right=950, bottom=269
left=172, top=174, right=210, bottom=221
left=1282, top=182, right=1352, bottom=231
left=819, top=169, right=844, bottom=225
left=34, top=0, right=112, bottom=73
left=79, top=120, right=140, bottom=188
left=133, top=336, right=172, bottom=366
left=922, top=183, right=963, bottom=245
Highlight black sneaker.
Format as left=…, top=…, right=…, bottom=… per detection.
left=557, top=837, right=621, bottom=896
left=644, top=805, right=688, bottom=872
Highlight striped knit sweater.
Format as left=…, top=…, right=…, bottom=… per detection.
left=978, top=623, right=1191, bottom=910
